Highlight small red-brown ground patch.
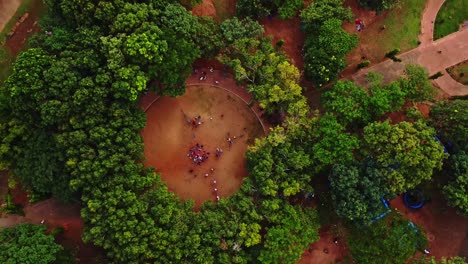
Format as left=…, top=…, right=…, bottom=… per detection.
left=260, top=16, right=305, bottom=70
left=141, top=85, right=264, bottom=208
left=383, top=102, right=431, bottom=124
left=4, top=0, right=45, bottom=56
left=298, top=225, right=351, bottom=264
left=390, top=190, right=468, bottom=261
left=191, top=0, right=236, bottom=21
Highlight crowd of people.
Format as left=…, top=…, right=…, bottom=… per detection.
left=187, top=143, right=209, bottom=165
left=182, top=113, right=234, bottom=202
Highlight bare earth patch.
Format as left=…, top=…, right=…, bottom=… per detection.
left=141, top=85, right=264, bottom=208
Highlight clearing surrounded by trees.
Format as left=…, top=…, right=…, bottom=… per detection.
left=0, top=0, right=467, bottom=263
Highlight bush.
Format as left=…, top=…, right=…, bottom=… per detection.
left=429, top=71, right=444, bottom=79
left=357, top=60, right=371, bottom=69
left=385, top=48, right=400, bottom=58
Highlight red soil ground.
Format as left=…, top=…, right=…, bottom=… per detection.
left=390, top=191, right=468, bottom=261
left=383, top=102, right=431, bottom=124
left=4, top=0, right=44, bottom=56
left=298, top=225, right=351, bottom=264
left=141, top=85, right=263, bottom=208
left=260, top=16, right=305, bottom=70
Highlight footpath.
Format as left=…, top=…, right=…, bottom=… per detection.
left=351, top=0, right=468, bottom=96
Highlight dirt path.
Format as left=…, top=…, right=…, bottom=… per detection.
left=350, top=29, right=468, bottom=96
left=0, top=0, right=21, bottom=34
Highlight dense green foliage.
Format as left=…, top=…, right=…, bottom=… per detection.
left=330, top=159, right=393, bottom=223
left=0, top=224, right=63, bottom=264
left=413, top=256, right=468, bottom=264
left=236, top=0, right=304, bottom=19
left=363, top=120, right=447, bottom=193
left=300, top=0, right=356, bottom=87
left=357, top=0, right=400, bottom=11
left=219, top=36, right=308, bottom=117
left=300, top=0, right=353, bottom=33
left=348, top=213, right=427, bottom=264
left=322, top=75, right=407, bottom=127
left=443, top=151, right=468, bottom=216
left=399, top=64, right=436, bottom=102
left=430, top=99, right=468, bottom=151
left=322, top=80, right=372, bottom=126
left=0, top=1, right=324, bottom=263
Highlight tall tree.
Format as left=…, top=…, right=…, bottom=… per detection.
left=443, top=151, right=468, bottom=216
left=303, top=19, right=357, bottom=87
left=430, top=99, right=468, bottom=152
left=330, top=159, right=393, bottom=223
left=363, top=120, right=447, bottom=193
left=348, top=213, right=427, bottom=264
left=0, top=224, right=64, bottom=264
left=322, top=80, right=371, bottom=126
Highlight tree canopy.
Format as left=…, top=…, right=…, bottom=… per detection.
left=330, top=159, right=393, bottom=223
left=348, top=213, right=427, bottom=264
left=0, top=224, right=64, bottom=264
left=363, top=120, right=447, bottom=193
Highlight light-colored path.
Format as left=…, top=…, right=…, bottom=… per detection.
left=350, top=0, right=468, bottom=96
left=351, top=29, right=468, bottom=96
left=0, top=0, right=21, bottom=33
left=419, top=0, right=446, bottom=47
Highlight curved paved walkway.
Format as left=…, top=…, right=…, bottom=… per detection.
left=351, top=0, right=468, bottom=96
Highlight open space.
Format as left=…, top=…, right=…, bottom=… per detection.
left=141, top=85, right=263, bottom=208
left=1, top=0, right=467, bottom=263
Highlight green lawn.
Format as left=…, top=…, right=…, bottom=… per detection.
left=374, top=0, right=426, bottom=52
left=434, top=0, right=467, bottom=39
left=346, top=0, right=426, bottom=67
left=447, top=60, right=468, bottom=85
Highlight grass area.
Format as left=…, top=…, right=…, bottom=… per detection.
left=372, top=0, right=426, bottom=53
left=345, top=0, right=426, bottom=71
left=434, top=0, right=467, bottom=39
left=447, top=60, right=468, bottom=85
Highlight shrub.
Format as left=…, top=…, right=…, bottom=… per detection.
left=357, top=60, right=371, bottom=69
left=429, top=71, right=444, bottom=79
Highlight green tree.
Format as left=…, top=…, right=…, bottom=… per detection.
left=430, top=99, right=468, bottom=151
left=300, top=0, right=352, bottom=33
left=236, top=0, right=304, bottom=19
left=399, top=64, right=436, bottom=102
left=309, top=114, right=360, bottom=170
left=412, top=256, right=468, bottom=264
left=443, top=151, right=468, bottom=216
left=322, top=80, right=371, bottom=126
left=363, top=120, right=447, bottom=193
left=0, top=224, right=64, bottom=264
left=348, top=213, right=427, bottom=264
left=367, top=72, right=406, bottom=118
left=220, top=17, right=264, bottom=44
left=330, top=159, right=393, bottom=223
left=258, top=204, right=319, bottom=263
left=358, top=0, right=399, bottom=12
left=303, top=19, right=357, bottom=87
